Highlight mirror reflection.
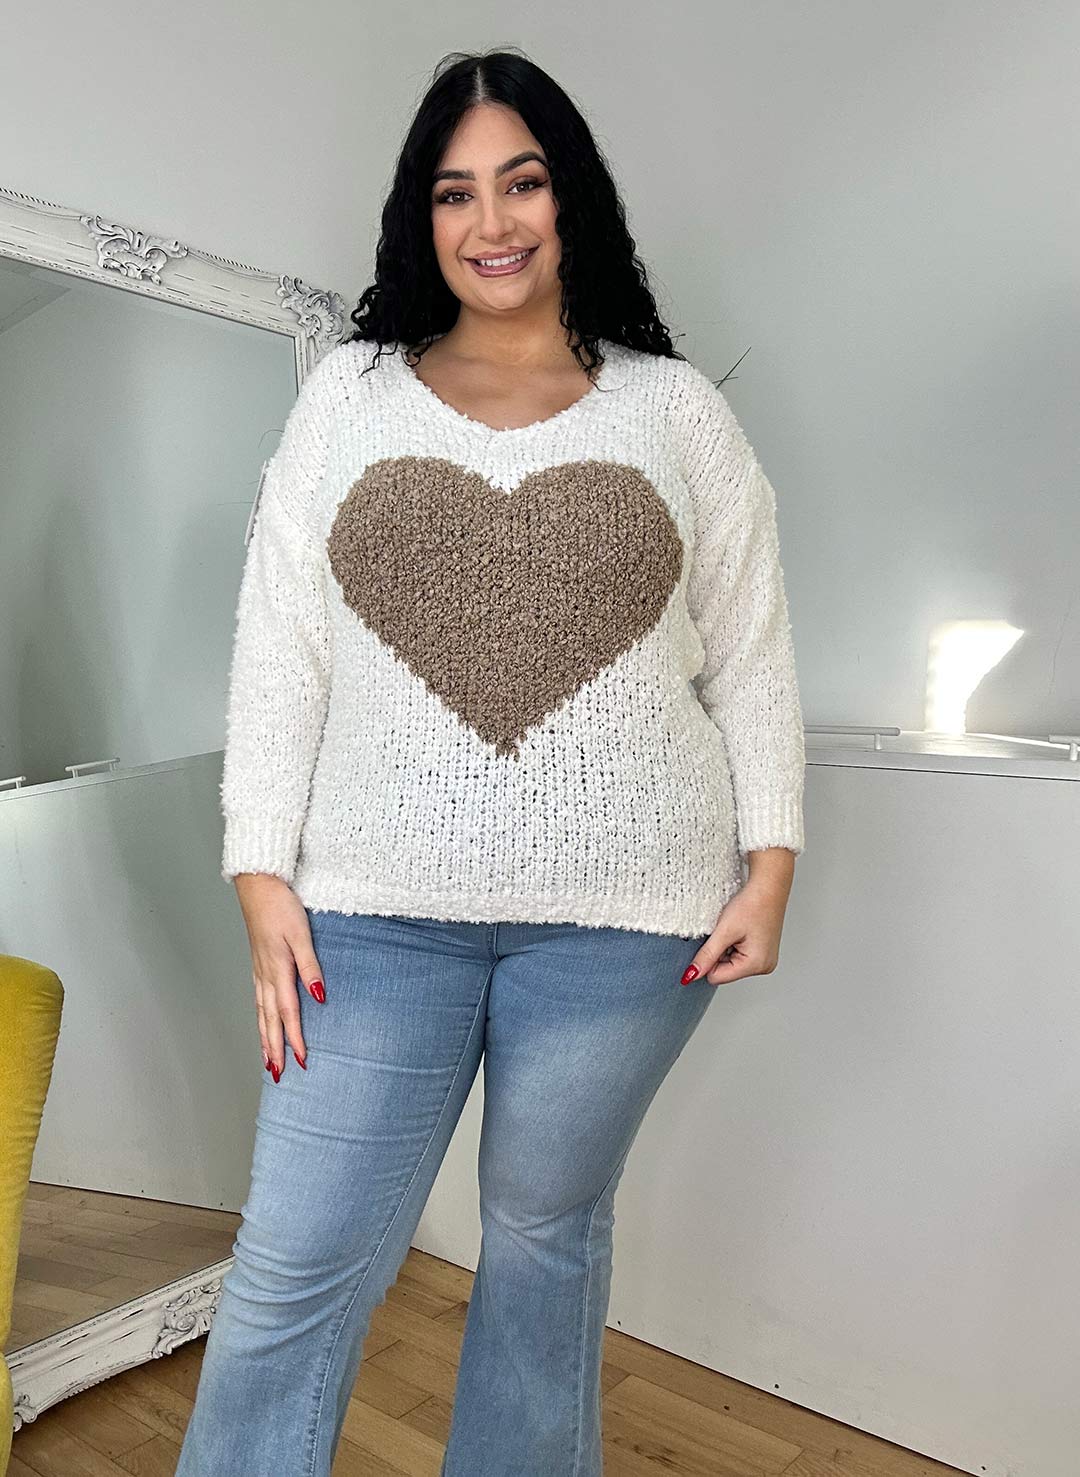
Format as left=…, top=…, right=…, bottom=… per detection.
left=1, top=253, right=298, bottom=1359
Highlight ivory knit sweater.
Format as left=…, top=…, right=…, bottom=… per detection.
left=219, top=336, right=806, bottom=939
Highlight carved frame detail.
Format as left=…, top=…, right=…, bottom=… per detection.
left=0, top=184, right=349, bottom=379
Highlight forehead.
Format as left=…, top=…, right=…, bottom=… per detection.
left=435, top=105, right=543, bottom=179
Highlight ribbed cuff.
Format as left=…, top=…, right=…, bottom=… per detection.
left=221, top=815, right=305, bottom=883
left=736, top=793, right=805, bottom=857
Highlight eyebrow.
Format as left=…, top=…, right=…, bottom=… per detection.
left=432, top=150, right=548, bottom=185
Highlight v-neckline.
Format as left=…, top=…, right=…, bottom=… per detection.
left=395, top=337, right=623, bottom=438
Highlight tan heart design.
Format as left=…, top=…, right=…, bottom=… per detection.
left=327, top=455, right=684, bottom=757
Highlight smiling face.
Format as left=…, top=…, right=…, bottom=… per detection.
left=430, top=102, right=562, bottom=318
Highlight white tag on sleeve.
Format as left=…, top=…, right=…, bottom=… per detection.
left=244, top=460, right=270, bottom=547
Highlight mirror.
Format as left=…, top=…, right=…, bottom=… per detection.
left=0, top=183, right=347, bottom=1427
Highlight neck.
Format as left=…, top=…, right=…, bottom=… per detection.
left=432, top=309, right=590, bottom=375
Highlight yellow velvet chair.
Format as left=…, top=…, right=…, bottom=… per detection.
left=0, top=955, right=64, bottom=1472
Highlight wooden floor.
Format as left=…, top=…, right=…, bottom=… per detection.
left=8, top=1183, right=241, bottom=1353
left=9, top=1243, right=970, bottom=1477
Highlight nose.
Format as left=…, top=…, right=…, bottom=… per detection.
left=474, top=190, right=517, bottom=247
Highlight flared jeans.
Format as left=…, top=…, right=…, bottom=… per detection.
left=175, top=907, right=717, bottom=1476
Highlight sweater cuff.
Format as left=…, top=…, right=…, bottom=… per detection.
left=221, top=815, right=305, bottom=883
left=736, top=793, right=805, bottom=857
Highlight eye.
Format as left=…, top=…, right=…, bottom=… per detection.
left=434, top=177, right=547, bottom=206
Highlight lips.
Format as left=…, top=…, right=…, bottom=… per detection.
left=467, top=245, right=538, bottom=277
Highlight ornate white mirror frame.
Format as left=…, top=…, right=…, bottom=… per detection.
left=0, top=182, right=348, bottom=1432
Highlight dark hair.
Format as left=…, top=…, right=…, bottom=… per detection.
left=344, top=47, right=686, bottom=377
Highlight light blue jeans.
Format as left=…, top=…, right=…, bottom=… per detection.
left=175, top=908, right=716, bottom=1476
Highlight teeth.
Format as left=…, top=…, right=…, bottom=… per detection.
left=475, top=249, right=531, bottom=267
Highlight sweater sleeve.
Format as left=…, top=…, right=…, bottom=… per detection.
left=680, top=367, right=806, bottom=857
left=219, top=351, right=337, bottom=883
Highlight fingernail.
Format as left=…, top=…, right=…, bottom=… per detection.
left=270, top=1061, right=281, bottom=1083
left=263, top=1052, right=271, bottom=1071
left=293, top=1049, right=307, bottom=1070
left=310, top=980, right=325, bottom=1003
left=681, top=964, right=699, bottom=984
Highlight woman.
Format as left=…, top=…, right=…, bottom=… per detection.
left=177, top=46, right=805, bottom=1477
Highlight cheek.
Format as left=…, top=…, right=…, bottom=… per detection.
left=534, top=194, right=560, bottom=243
left=431, top=214, right=466, bottom=271
left=520, top=199, right=560, bottom=269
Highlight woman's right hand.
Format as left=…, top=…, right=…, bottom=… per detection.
left=233, top=873, right=326, bottom=1082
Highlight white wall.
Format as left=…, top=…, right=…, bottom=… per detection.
left=2, top=1, right=1076, bottom=738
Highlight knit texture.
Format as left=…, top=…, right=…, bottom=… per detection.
left=220, top=337, right=806, bottom=938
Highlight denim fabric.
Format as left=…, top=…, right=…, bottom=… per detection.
left=175, top=908, right=716, bottom=1476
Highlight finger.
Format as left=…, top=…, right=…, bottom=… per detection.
left=253, top=980, right=275, bottom=1077
left=292, top=940, right=326, bottom=1004
left=256, top=1013, right=272, bottom=1073
left=707, top=948, right=775, bottom=985
left=258, top=1006, right=281, bottom=1082
left=262, top=985, right=285, bottom=1080
left=706, top=952, right=748, bottom=985
left=275, top=976, right=307, bottom=1070
left=681, top=932, right=739, bottom=984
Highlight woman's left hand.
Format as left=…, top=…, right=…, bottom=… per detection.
left=682, top=869, right=793, bottom=987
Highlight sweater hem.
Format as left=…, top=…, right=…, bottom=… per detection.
left=289, top=865, right=745, bottom=941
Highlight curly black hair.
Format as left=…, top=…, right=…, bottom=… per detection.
left=343, top=47, right=687, bottom=378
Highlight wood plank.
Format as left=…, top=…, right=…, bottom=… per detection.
left=330, top=1434, right=413, bottom=1476
left=6, top=1453, right=46, bottom=1477
left=15, top=1254, right=113, bottom=1293
left=605, top=1373, right=801, bottom=1474
left=598, top=1327, right=966, bottom=1476
left=94, top=1366, right=194, bottom=1446
left=397, top=1393, right=453, bottom=1447
left=12, top=1277, right=124, bottom=1323
left=16, top=1230, right=202, bottom=1283
left=384, top=1276, right=460, bottom=1321
left=110, top=1434, right=180, bottom=1477
left=6, top=1423, right=134, bottom=1476
left=133, top=1341, right=206, bottom=1404
left=350, top=1355, right=433, bottom=1419
left=364, top=1337, right=461, bottom=1404
left=371, top=1300, right=466, bottom=1368
left=397, top=1249, right=475, bottom=1303
left=49, top=1381, right=159, bottom=1462
left=340, top=1396, right=445, bottom=1476
left=23, top=1183, right=70, bottom=1202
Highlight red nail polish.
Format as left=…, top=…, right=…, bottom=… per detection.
left=310, top=980, right=325, bottom=1003
left=681, top=964, right=699, bottom=984
left=293, top=1049, right=307, bottom=1070
left=270, top=1061, right=281, bottom=1083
